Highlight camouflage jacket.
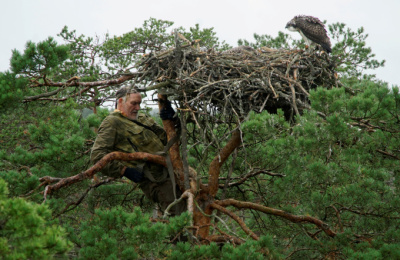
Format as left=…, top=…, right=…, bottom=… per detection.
left=90, top=110, right=167, bottom=178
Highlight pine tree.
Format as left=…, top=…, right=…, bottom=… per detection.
left=0, top=178, right=71, bottom=258
left=1, top=17, right=398, bottom=259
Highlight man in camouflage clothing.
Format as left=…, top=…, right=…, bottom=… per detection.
left=91, top=86, right=185, bottom=216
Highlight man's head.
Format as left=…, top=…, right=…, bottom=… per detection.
left=115, top=86, right=142, bottom=120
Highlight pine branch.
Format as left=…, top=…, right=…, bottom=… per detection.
left=23, top=73, right=141, bottom=102
left=53, top=177, right=116, bottom=218
left=215, top=199, right=336, bottom=238
left=210, top=202, right=260, bottom=241
left=39, top=151, right=166, bottom=199
left=158, top=93, right=185, bottom=189
left=376, top=149, right=400, bottom=161
left=208, top=129, right=242, bottom=197
left=218, top=169, right=286, bottom=188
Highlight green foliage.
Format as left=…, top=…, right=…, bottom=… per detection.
left=0, top=71, right=27, bottom=108
left=74, top=206, right=191, bottom=259
left=0, top=99, right=96, bottom=205
left=0, top=170, right=39, bottom=198
left=237, top=80, right=400, bottom=258
left=74, top=206, right=280, bottom=259
left=0, top=178, right=71, bottom=259
left=57, top=26, right=104, bottom=82
left=85, top=106, right=110, bottom=128
left=10, top=37, right=69, bottom=76
left=238, top=31, right=293, bottom=49
left=86, top=182, right=151, bottom=214
left=329, top=23, right=385, bottom=78
left=58, top=18, right=230, bottom=80
left=1, top=100, right=94, bottom=174
left=0, top=17, right=398, bottom=259
left=98, top=18, right=175, bottom=73
left=170, top=235, right=281, bottom=259
left=178, top=23, right=231, bottom=51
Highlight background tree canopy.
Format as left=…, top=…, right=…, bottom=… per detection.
left=0, top=18, right=399, bottom=259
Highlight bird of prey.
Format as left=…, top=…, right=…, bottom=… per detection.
left=285, top=15, right=332, bottom=53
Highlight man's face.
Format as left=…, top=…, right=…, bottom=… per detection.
left=119, top=93, right=142, bottom=120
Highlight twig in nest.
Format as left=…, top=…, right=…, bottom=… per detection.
left=289, top=83, right=300, bottom=118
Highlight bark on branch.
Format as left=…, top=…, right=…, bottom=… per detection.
left=40, top=151, right=166, bottom=196
left=157, top=93, right=185, bottom=189
left=194, top=129, right=242, bottom=240
left=24, top=73, right=139, bottom=102
left=219, top=169, right=286, bottom=188
left=210, top=202, right=259, bottom=241
left=208, top=129, right=242, bottom=197
left=215, top=199, right=336, bottom=238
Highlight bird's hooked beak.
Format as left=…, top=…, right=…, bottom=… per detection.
left=285, top=23, right=297, bottom=32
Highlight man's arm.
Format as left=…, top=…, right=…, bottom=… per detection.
left=150, top=123, right=168, bottom=145
left=90, top=117, right=125, bottom=178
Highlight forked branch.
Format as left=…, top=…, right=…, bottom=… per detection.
left=208, top=129, right=242, bottom=197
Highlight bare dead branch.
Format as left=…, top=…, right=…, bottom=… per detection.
left=23, top=73, right=141, bottom=102
left=219, top=169, right=286, bottom=188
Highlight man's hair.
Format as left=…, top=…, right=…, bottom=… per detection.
left=115, top=85, right=139, bottom=108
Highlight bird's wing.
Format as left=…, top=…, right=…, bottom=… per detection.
left=296, top=16, right=331, bottom=52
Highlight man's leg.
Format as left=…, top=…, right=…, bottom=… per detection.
left=139, top=179, right=186, bottom=216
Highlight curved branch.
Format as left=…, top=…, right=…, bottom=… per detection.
left=208, top=129, right=242, bottom=197
left=215, top=199, right=336, bottom=238
left=24, top=86, right=66, bottom=101
left=40, top=151, right=166, bottom=196
left=193, top=129, right=242, bottom=239
left=157, top=94, right=184, bottom=188
left=24, top=73, right=140, bottom=102
left=210, top=202, right=259, bottom=241
left=24, top=85, right=92, bottom=103
left=163, top=190, right=195, bottom=219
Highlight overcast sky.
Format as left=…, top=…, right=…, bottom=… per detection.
left=1, top=0, right=399, bottom=87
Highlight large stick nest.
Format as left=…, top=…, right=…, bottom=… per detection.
left=138, top=40, right=337, bottom=121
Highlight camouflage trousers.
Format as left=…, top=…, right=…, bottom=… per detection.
left=138, top=177, right=186, bottom=217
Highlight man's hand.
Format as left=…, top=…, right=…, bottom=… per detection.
left=124, top=167, right=144, bottom=183
left=160, top=100, right=175, bottom=120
